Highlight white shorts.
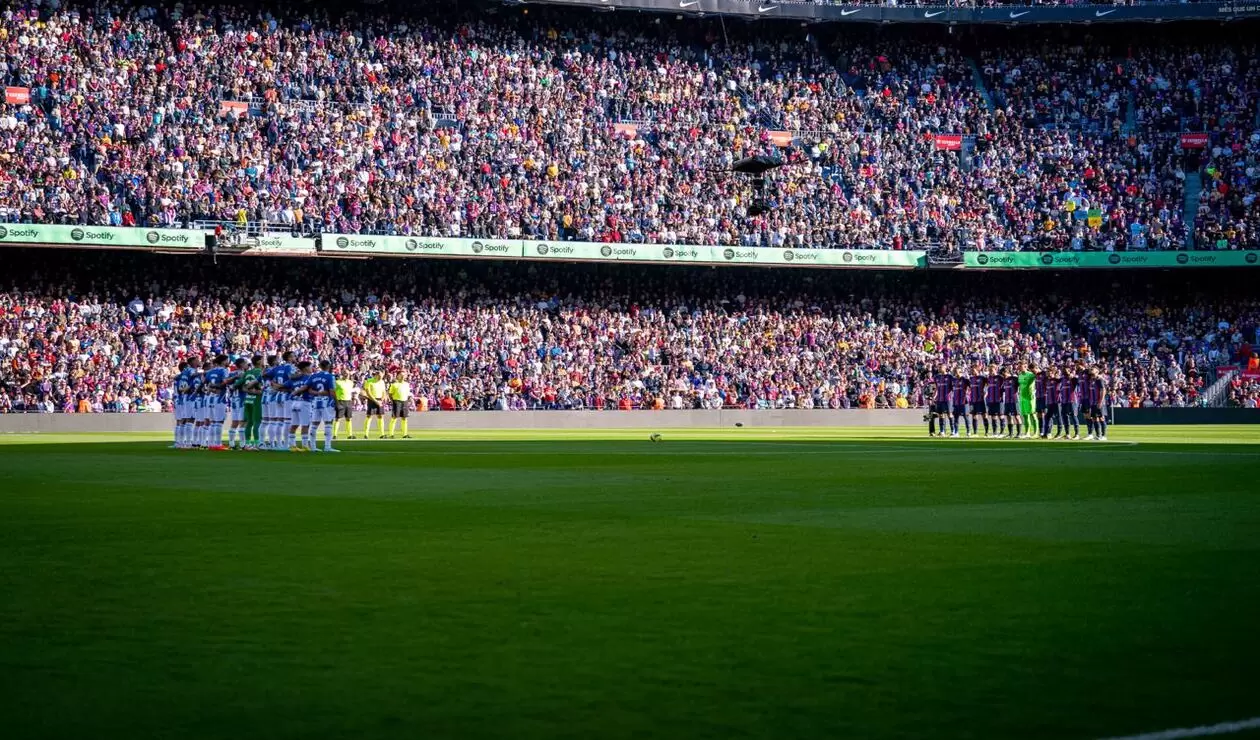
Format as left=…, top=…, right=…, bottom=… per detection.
left=311, top=402, right=334, bottom=424
left=207, top=397, right=226, bottom=424
left=290, top=400, right=311, bottom=427
left=231, top=402, right=247, bottom=423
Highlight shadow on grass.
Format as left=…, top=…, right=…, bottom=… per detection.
left=0, top=434, right=1258, bottom=458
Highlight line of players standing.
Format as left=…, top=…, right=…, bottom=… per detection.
left=928, top=364, right=1111, bottom=441
left=171, top=351, right=341, bottom=452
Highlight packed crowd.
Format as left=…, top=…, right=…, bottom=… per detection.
left=1125, top=41, right=1260, bottom=253
left=1, top=1, right=1257, bottom=251
left=1, top=251, right=1256, bottom=414
left=1227, top=376, right=1260, bottom=408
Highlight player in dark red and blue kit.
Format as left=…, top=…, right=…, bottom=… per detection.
left=1059, top=370, right=1080, bottom=440
left=1079, top=367, right=1096, bottom=440
left=1085, top=369, right=1110, bottom=441
left=1041, top=368, right=1061, bottom=439
left=984, top=367, right=1002, bottom=438
left=1034, top=369, right=1049, bottom=440
left=930, top=367, right=952, bottom=437
left=969, top=368, right=987, bottom=438
left=950, top=371, right=971, bottom=437
left=1002, top=368, right=1020, bottom=438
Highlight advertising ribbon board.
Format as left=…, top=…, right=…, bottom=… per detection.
left=324, top=234, right=522, bottom=258
left=965, top=251, right=1260, bottom=268
left=0, top=224, right=202, bottom=250
left=522, top=241, right=925, bottom=268
left=246, top=234, right=317, bottom=256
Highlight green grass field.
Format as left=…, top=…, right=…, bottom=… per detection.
left=1, top=426, right=1258, bottom=740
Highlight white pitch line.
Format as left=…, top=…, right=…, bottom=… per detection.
left=1098, top=716, right=1260, bottom=740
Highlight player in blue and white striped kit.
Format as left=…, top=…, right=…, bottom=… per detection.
left=225, top=357, right=250, bottom=450
left=286, top=361, right=313, bottom=452
left=305, top=360, right=340, bottom=453
left=260, top=355, right=278, bottom=449
left=189, top=359, right=208, bottom=448
left=202, top=355, right=231, bottom=451
left=173, top=360, right=193, bottom=448
left=263, top=352, right=296, bottom=450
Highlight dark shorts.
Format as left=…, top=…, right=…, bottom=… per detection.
left=969, top=401, right=985, bottom=413
left=391, top=400, right=410, bottom=418
left=1083, top=403, right=1100, bottom=417
left=986, top=402, right=1001, bottom=416
left=335, top=400, right=353, bottom=420
left=1061, top=403, right=1078, bottom=418
left=932, top=401, right=950, bottom=415
left=952, top=403, right=969, bottom=416
left=366, top=399, right=384, bottom=416
left=1046, top=403, right=1060, bottom=417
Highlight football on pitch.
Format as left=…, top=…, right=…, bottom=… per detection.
left=649, top=433, right=662, bottom=442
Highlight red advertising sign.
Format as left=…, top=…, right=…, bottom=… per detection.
left=1180, top=133, right=1209, bottom=149
left=612, top=123, right=638, bottom=140
left=1216, top=366, right=1260, bottom=380
left=4, top=87, right=30, bottom=105
left=218, top=101, right=249, bottom=118
left=934, top=134, right=963, bottom=151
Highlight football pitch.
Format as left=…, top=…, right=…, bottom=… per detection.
left=1, top=426, right=1258, bottom=740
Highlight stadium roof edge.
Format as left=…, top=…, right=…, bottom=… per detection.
left=502, top=0, right=1260, bottom=25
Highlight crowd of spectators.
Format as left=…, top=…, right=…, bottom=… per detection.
left=0, top=1, right=1257, bottom=251
left=1, top=250, right=1256, bottom=414
left=1227, top=376, right=1260, bottom=408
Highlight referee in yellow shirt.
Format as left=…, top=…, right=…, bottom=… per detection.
left=387, top=372, right=413, bottom=440
left=362, top=372, right=387, bottom=439
left=333, top=376, right=356, bottom=439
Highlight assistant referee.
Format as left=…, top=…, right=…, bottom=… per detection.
left=333, top=376, right=356, bottom=439
left=388, top=373, right=412, bottom=439
left=362, top=372, right=387, bottom=439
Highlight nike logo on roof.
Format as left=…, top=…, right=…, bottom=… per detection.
left=1009, top=11, right=1029, bottom=18
left=924, top=10, right=944, bottom=17
left=679, top=0, right=699, bottom=7
left=758, top=3, right=779, bottom=11
left=1095, top=9, right=1116, bottom=16
left=841, top=8, right=861, bottom=16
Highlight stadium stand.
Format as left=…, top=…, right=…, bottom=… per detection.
left=1, top=250, right=1256, bottom=414
left=0, top=1, right=1256, bottom=251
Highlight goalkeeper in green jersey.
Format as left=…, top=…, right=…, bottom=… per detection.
left=241, top=355, right=265, bottom=449
left=1017, top=363, right=1037, bottom=439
